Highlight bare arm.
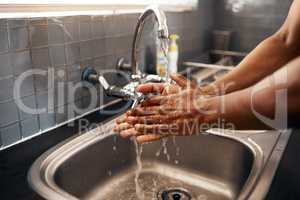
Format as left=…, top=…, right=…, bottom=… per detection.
left=209, top=56, right=300, bottom=130
left=116, top=57, right=300, bottom=143
left=203, top=0, right=300, bottom=95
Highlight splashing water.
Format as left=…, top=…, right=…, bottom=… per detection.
left=133, top=139, right=145, bottom=199
left=162, top=138, right=170, bottom=162
left=112, top=146, right=117, bottom=151
left=155, top=144, right=163, bottom=157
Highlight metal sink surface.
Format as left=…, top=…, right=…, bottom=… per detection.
left=28, top=117, right=290, bottom=200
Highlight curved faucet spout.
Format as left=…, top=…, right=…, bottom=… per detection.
left=132, top=5, right=169, bottom=75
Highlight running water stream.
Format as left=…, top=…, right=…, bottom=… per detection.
left=133, top=139, right=145, bottom=199
left=133, top=137, right=174, bottom=199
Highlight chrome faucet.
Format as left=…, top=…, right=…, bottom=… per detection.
left=82, top=6, right=169, bottom=107
left=131, top=5, right=169, bottom=75
left=117, top=5, right=169, bottom=76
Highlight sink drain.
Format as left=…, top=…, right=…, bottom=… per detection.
left=158, top=188, right=192, bottom=200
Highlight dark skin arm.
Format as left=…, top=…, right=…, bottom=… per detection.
left=202, top=0, right=300, bottom=95
left=114, top=0, right=300, bottom=143
left=123, top=56, right=300, bottom=141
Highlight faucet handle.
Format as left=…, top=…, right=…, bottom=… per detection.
left=116, top=57, right=131, bottom=72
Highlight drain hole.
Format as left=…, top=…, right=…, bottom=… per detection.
left=158, top=188, right=191, bottom=200
left=172, top=193, right=181, bottom=200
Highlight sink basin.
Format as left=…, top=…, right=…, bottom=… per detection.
left=28, top=118, right=287, bottom=200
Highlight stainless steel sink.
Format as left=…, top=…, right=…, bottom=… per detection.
left=28, top=118, right=290, bottom=200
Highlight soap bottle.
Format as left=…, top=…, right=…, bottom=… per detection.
left=156, top=39, right=168, bottom=77
left=168, top=34, right=179, bottom=74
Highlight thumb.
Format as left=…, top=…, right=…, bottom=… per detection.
left=170, top=74, right=197, bottom=89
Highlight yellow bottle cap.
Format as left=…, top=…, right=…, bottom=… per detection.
left=170, top=34, right=179, bottom=41
left=169, top=34, right=179, bottom=52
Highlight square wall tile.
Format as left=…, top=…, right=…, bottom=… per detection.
left=20, top=116, right=39, bottom=138
left=114, top=14, right=129, bottom=36
left=49, top=45, right=66, bottom=66
left=30, top=25, right=48, bottom=47
left=65, top=43, right=80, bottom=64
left=18, top=95, right=37, bottom=120
left=39, top=111, right=55, bottom=130
left=104, top=37, right=115, bottom=55
left=104, top=54, right=116, bottom=69
left=29, top=18, right=48, bottom=26
left=93, top=56, right=106, bottom=71
left=14, top=75, right=35, bottom=98
left=0, top=122, right=21, bottom=146
left=67, top=63, right=81, bottom=83
left=0, top=101, right=19, bottom=127
left=91, top=17, right=105, bottom=39
left=64, top=22, right=79, bottom=42
left=54, top=83, right=68, bottom=108
left=62, top=16, right=78, bottom=24
left=10, top=27, right=29, bottom=50
left=0, top=29, right=9, bottom=53
left=92, top=38, right=106, bottom=57
left=103, top=15, right=115, bottom=38
left=31, top=47, right=50, bottom=68
left=12, top=50, right=32, bottom=75
left=48, top=23, right=65, bottom=45
left=36, top=91, right=55, bottom=111
left=81, top=94, right=98, bottom=112
left=34, top=71, right=51, bottom=93
left=80, top=41, right=93, bottom=59
left=8, top=19, right=27, bottom=28
left=67, top=100, right=82, bottom=118
left=79, top=22, right=92, bottom=41
left=0, top=19, right=7, bottom=28
left=115, top=35, right=131, bottom=54
left=0, top=53, right=13, bottom=77
left=55, top=105, right=68, bottom=124
left=0, top=76, right=14, bottom=102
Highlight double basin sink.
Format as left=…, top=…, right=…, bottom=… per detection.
left=28, top=116, right=289, bottom=200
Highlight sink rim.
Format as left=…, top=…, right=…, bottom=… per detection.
left=28, top=117, right=265, bottom=200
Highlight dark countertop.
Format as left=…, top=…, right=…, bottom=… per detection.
left=266, top=129, right=300, bottom=200
left=0, top=100, right=129, bottom=200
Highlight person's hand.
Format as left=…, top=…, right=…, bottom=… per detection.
left=125, top=87, right=216, bottom=142
left=114, top=74, right=201, bottom=143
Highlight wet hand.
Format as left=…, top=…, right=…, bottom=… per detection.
left=125, top=88, right=213, bottom=139
left=114, top=74, right=205, bottom=143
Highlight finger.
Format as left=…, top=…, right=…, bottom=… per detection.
left=171, top=74, right=197, bottom=89
left=129, top=106, right=161, bottom=116
left=114, top=123, right=132, bottom=132
left=127, top=115, right=172, bottom=124
left=136, top=83, right=165, bottom=94
left=119, top=128, right=139, bottom=138
left=136, top=134, right=168, bottom=144
left=116, top=116, right=126, bottom=124
left=135, top=124, right=175, bottom=135
left=159, top=105, right=180, bottom=113
left=162, top=84, right=180, bottom=95
left=162, top=111, right=195, bottom=119
left=141, top=95, right=168, bottom=106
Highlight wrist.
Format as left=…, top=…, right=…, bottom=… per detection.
left=195, top=95, right=221, bottom=124
left=200, top=84, right=219, bottom=96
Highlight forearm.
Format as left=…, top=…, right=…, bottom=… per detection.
left=205, top=57, right=300, bottom=130
left=202, top=36, right=300, bottom=95
left=204, top=88, right=273, bottom=130
left=203, top=0, right=300, bottom=95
